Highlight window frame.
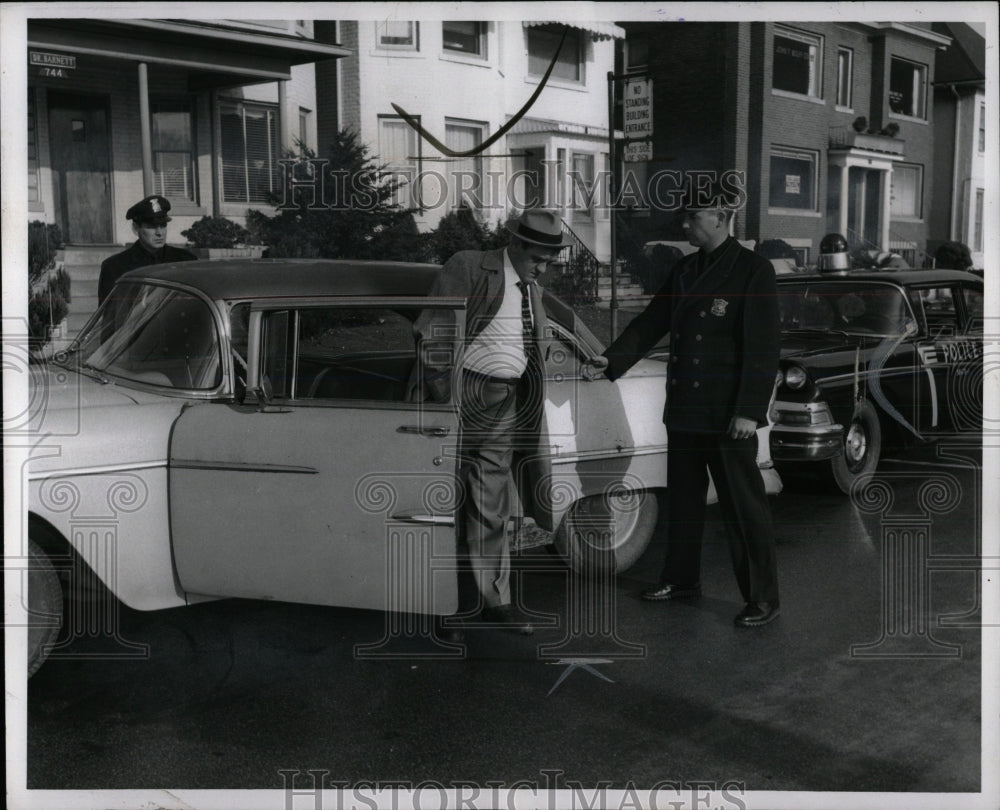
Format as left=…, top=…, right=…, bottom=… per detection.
left=444, top=118, right=488, bottom=212
left=767, top=146, right=820, bottom=214
left=378, top=114, right=422, bottom=210
left=376, top=21, right=419, bottom=52
left=888, top=56, right=928, bottom=120
left=28, top=88, right=41, bottom=208
left=979, top=102, right=986, bottom=153
left=836, top=47, right=854, bottom=110
left=527, top=24, right=585, bottom=85
left=889, top=162, right=923, bottom=220
left=974, top=188, right=984, bottom=252
left=442, top=21, right=487, bottom=58
left=151, top=96, right=198, bottom=205
left=772, top=26, right=824, bottom=101
left=218, top=98, right=280, bottom=206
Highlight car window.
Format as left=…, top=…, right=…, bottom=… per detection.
left=916, top=287, right=959, bottom=337
left=778, top=282, right=910, bottom=336
left=961, top=287, right=984, bottom=334
left=259, top=306, right=431, bottom=403
left=77, top=282, right=223, bottom=390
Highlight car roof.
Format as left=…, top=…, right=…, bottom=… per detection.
left=777, top=268, right=982, bottom=286
left=119, top=259, right=444, bottom=300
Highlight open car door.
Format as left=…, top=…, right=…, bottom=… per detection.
left=168, top=298, right=464, bottom=615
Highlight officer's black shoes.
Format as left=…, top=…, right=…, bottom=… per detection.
left=481, top=604, right=534, bottom=635
left=641, top=582, right=703, bottom=601
left=734, top=601, right=781, bottom=627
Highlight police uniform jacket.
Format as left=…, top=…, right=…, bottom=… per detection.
left=98, top=241, right=196, bottom=304
left=603, top=237, right=779, bottom=434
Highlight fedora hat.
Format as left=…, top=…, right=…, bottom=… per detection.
left=506, top=209, right=572, bottom=249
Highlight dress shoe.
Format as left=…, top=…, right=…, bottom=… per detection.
left=641, top=582, right=702, bottom=601
left=734, top=601, right=781, bottom=627
left=481, top=604, right=534, bottom=635
left=434, top=617, right=466, bottom=643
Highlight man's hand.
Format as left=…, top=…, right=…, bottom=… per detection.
left=580, top=355, right=609, bottom=381
left=727, top=415, right=757, bottom=440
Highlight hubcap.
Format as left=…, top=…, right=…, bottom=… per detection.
left=845, top=421, right=868, bottom=466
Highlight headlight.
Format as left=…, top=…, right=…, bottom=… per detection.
left=783, top=365, right=808, bottom=390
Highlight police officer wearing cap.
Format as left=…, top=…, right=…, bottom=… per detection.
left=583, top=180, right=782, bottom=627
left=410, top=208, right=578, bottom=636
left=98, top=195, right=196, bottom=305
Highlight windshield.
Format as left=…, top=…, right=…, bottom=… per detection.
left=68, top=282, right=222, bottom=390
left=777, top=282, right=911, bottom=337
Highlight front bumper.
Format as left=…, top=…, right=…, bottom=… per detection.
left=770, top=424, right=844, bottom=461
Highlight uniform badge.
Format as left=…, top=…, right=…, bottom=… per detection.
left=711, top=298, right=729, bottom=317
left=150, top=198, right=161, bottom=213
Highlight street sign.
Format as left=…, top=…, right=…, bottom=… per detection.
left=623, top=77, right=653, bottom=139
left=623, top=141, right=653, bottom=162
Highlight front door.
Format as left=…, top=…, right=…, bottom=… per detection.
left=168, top=300, right=464, bottom=615
left=47, top=92, right=113, bottom=244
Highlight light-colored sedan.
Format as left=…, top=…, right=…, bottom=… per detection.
left=25, top=259, right=781, bottom=674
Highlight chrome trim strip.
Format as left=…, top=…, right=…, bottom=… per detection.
left=28, top=460, right=167, bottom=480
left=170, top=459, right=318, bottom=474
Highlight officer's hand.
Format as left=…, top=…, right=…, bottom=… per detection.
left=728, top=416, right=757, bottom=440
left=581, top=355, right=609, bottom=381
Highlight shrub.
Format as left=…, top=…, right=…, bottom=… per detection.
left=28, top=221, right=62, bottom=287
left=28, top=269, right=72, bottom=349
left=181, top=216, right=252, bottom=249
left=934, top=241, right=973, bottom=270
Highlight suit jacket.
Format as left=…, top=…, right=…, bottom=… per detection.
left=98, top=242, right=197, bottom=304
left=604, top=237, right=779, bottom=434
left=410, top=248, right=552, bottom=404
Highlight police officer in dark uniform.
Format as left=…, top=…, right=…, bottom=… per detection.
left=583, top=182, right=782, bottom=627
left=98, top=195, right=196, bottom=305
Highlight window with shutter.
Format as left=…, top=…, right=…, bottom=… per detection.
left=220, top=100, right=279, bottom=204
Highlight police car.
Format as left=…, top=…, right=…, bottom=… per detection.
left=769, top=263, right=983, bottom=493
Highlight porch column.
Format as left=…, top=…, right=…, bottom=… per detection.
left=279, top=79, right=291, bottom=153
left=839, top=162, right=850, bottom=238
left=137, top=62, right=153, bottom=194
left=879, top=168, right=892, bottom=250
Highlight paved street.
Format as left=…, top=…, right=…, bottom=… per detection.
left=26, top=439, right=983, bottom=797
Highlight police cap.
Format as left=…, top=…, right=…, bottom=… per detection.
left=126, top=195, right=172, bottom=224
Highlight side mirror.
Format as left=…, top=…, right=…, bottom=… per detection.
left=250, top=375, right=286, bottom=413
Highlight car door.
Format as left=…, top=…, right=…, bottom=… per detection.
left=168, top=298, right=464, bottom=615
left=912, top=283, right=983, bottom=434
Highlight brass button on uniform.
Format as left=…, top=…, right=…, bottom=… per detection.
left=692, top=358, right=700, bottom=365
left=693, top=381, right=700, bottom=388
left=695, top=334, right=703, bottom=341
left=700, top=311, right=707, bottom=317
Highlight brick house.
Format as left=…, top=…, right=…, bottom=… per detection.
left=615, top=21, right=952, bottom=268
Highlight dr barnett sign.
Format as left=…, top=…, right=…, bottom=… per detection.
left=30, top=50, right=76, bottom=78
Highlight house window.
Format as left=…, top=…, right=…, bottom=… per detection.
left=298, top=107, right=311, bottom=151
left=627, top=35, right=648, bottom=71
left=888, top=57, right=927, bottom=119
left=890, top=163, right=922, bottom=219
left=152, top=98, right=197, bottom=203
left=377, top=21, right=418, bottom=50
left=974, top=188, right=983, bottom=252
left=378, top=115, right=420, bottom=209
left=527, top=24, right=583, bottom=83
left=768, top=147, right=818, bottom=211
left=28, top=89, right=40, bottom=205
left=443, top=21, right=486, bottom=57
left=445, top=119, right=486, bottom=210
left=220, top=100, right=279, bottom=204
left=836, top=47, right=853, bottom=108
left=772, top=27, right=823, bottom=98
left=979, top=103, right=986, bottom=153
left=570, top=152, right=596, bottom=222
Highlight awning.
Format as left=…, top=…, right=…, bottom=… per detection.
left=523, top=21, right=625, bottom=41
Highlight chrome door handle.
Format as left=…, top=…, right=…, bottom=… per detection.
left=397, top=425, right=451, bottom=436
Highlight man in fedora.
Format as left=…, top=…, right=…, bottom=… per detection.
left=584, top=180, right=782, bottom=627
left=98, top=195, right=196, bottom=305
left=411, top=208, right=572, bottom=634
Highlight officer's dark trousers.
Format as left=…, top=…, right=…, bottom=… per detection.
left=661, top=430, right=780, bottom=604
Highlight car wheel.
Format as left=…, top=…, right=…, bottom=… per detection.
left=830, top=401, right=882, bottom=495
left=27, top=539, right=63, bottom=677
left=552, top=489, right=659, bottom=574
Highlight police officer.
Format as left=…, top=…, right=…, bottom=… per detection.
left=584, top=182, right=782, bottom=627
left=98, top=195, right=196, bottom=305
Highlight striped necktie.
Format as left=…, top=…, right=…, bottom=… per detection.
left=517, top=280, right=540, bottom=375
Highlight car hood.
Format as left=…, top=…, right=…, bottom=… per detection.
left=779, top=332, right=887, bottom=363
left=27, top=364, right=188, bottom=477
